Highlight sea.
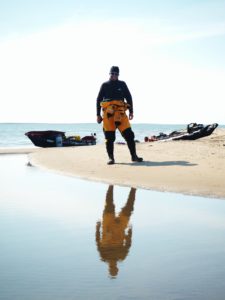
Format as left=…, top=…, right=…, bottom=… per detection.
left=1, top=122, right=224, bottom=148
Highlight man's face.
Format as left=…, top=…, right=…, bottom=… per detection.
left=110, top=72, right=119, bottom=81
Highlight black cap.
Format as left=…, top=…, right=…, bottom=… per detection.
left=110, top=66, right=119, bottom=74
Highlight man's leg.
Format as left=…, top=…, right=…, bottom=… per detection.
left=104, top=185, right=115, bottom=213
left=103, top=111, right=116, bottom=165
left=121, top=128, right=143, bottom=162
left=120, top=188, right=136, bottom=218
left=104, top=130, right=116, bottom=164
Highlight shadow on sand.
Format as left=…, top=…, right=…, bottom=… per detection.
left=116, top=160, right=198, bottom=167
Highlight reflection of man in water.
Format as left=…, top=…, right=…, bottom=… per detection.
left=96, top=185, right=136, bottom=277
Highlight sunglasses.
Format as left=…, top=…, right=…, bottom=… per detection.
left=110, top=72, right=119, bottom=76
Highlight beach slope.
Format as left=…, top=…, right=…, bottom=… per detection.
left=26, top=128, right=225, bottom=199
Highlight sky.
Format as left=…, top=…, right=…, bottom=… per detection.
left=0, top=0, right=225, bottom=124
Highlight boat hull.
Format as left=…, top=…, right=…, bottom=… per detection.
left=25, top=131, right=96, bottom=147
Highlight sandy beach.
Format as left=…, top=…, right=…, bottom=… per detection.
left=27, top=128, right=225, bottom=199
left=1, top=128, right=225, bottom=199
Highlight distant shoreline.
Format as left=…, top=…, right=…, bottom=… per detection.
left=1, top=123, right=225, bottom=148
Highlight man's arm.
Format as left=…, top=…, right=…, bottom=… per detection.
left=96, top=84, right=104, bottom=123
left=96, top=84, right=104, bottom=116
left=123, top=82, right=133, bottom=119
left=123, top=82, right=133, bottom=112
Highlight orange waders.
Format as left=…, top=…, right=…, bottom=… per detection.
left=100, top=100, right=136, bottom=160
left=100, top=100, right=142, bottom=162
left=101, top=100, right=131, bottom=132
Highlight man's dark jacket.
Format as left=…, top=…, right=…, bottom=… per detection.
left=96, top=80, right=133, bottom=116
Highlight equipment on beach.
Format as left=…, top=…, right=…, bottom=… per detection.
left=144, top=123, right=218, bottom=142
left=25, top=130, right=96, bottom=148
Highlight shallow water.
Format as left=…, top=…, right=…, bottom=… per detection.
left=1, top=155, right=225, bottom=300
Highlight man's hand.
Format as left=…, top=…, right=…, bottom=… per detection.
left=129, top=113, right=134, bottom=120
left=97, top=115, right=103, bottom=124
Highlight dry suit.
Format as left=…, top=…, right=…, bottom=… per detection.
left=96, top=79, right=138, bottom=160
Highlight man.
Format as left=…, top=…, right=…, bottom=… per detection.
left=96, top=185, right=136, bottom=277
left=96, top=66, right=143, bottom=164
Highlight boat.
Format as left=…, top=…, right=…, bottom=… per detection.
left=172, top=123, right=218, bottom=140
left=144, top=123, right=218, bottom=142
left=25, top=130, right=97, bottom=147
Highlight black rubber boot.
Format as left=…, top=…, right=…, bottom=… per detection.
left=128, top=141, right=143, bottom=162
left=104, top=131, right=116, bottom=165
left=107, top=155, right=115, bottom=165
left=122, top=128, right=143, bottom=162
left=131, top=154, right=143, bottom=162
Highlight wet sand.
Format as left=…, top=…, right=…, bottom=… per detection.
left=1, top=128, right=225, bottom=198
left=0, top=148, right=38, bottom=155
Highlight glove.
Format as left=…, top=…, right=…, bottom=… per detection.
left=97, top=115, right=103, bottom=124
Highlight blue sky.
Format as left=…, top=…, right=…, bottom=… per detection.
left=0, top=0, right=225, bottom=123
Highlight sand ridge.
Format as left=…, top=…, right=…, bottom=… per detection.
left=24, top=128, right=225, bottom=199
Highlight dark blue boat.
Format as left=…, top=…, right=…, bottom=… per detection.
left=25, top=130, right=96, bottom=147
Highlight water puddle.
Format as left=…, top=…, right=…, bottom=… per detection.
left=1, top=155, right=225, bottom=299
